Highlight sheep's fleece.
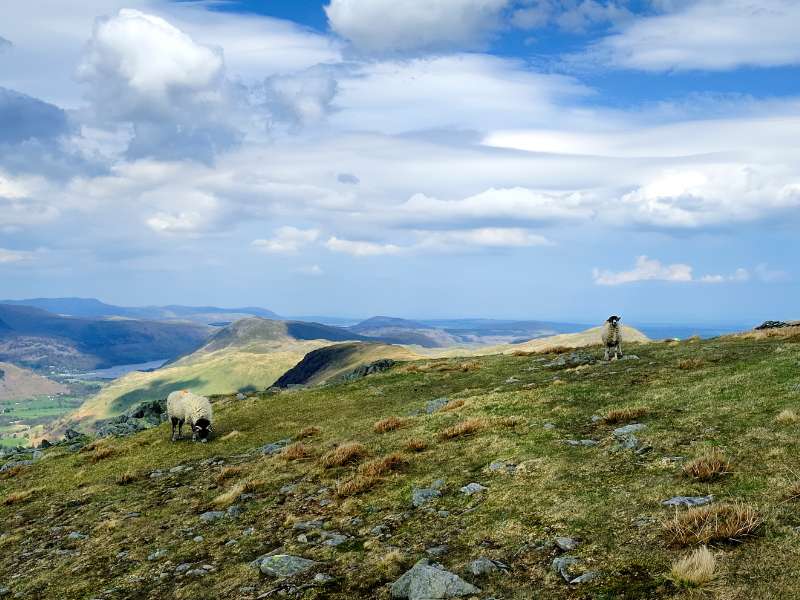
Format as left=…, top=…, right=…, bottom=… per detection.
left=167, top=390, right=213, bottom=441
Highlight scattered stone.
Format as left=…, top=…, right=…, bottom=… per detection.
left=186, top=568, right=208, bottom=577
left=437, top=510, right=450, bottom=518
left=565, top=439, right=598, bottom=447
left=488, top=460, right=517, bottom=475
left=662, top=495, right=713, bottom=508
left=236, top=392, right=247, bottom=401
left=469, top=557, right=509, bottom=576
left=199, top=511, right=225, bottom=523
left=321, top=532, right=349, bottom=547
left=412, top=487, right=442, bottom=508
left=149, top=470, right=164, bottom=479
left=390, top=559, right=480, bottom=599
left=148, top=549, right=167, bottom=561
left=620, top=355, right=640, bottom=361
left=613, top=423, right=646, bottom=436
left=313, top=573, right=334, bottom=585
left=227, top=505, right=243, bottom=519
left=279, top=484, right=298, bottom=495
left=370, top=524, right=390, bottom=537
left=616, top=435, right=639, bottom=450
left=590, top=415, right=603, bottom=423
left=554, top=537, right=579, bottom=551
left=571, top=571, right=599, bottom=584
left=505, top=377, right=520, bottom=384
left=67, top=532, right=87, bottom=541
left=756, top=320, right=792, bottom=330
left=425, top=398, right=449, bottom=414
left=193, top=536, right=204, bottom=543
left=293, top=520, right=324, bottom=531
left=260, top=439, right=292, bottom=455
left=543, top=423, right=556, bottom=430
left=169, top=465, right=188, bottom=474
left=552, top=556, right=595, bottom=584
left=243, top=527, right=255, bottom=536
left=0, top=588, right=8, bottom=597
left=545, top=352, right=595, bottom=369
left=460, top=483, right=487, bottom=496
left=426, top=545, right=449, bottom=558
left=258, top=554, right=318, bottom=578
left=175, top=563, right=192, bottom=573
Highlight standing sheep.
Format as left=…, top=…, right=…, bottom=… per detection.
left=166, top=390, right=214, bottom=443
left=601, top=315, right=623, bottom=361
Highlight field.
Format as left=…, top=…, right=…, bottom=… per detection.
left=2, top=329, right=800, bottom=598
left=0, top=395, right=85, bottom=448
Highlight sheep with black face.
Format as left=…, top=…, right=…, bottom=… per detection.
left=601, top=315, right=623, bottom=361
left=166, top=390, right=214, bottom=442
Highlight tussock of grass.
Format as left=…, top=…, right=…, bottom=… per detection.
left=683, top=448, right=731, bottom=481
left=374, top=416, right=406, bottom=433
left=438, top=417, right=488, bottom=440
left=404, top=438, right=428, bottom=452
left=220, top=430, right=241, bottom=441
left=404, top=360, right=480, bottom=374
left=358, top=452, right=408, bottom=478
left=95, top=518, right=122, bottom=531
left=320, top=441, right=367, bottom=468
left=664, top=503, right=762, bottom=545
left=495, top=415, right=526, bottom=428
left=784, top=481, right=800, bottom=501
left=297, top=426, right=322, bottom=439
left=603, top=406, right=649, bottom=424
left=115, top=470, right=140, bottom=486
left=0, top=465, right=26, bottom=480
left=3, top=488, right=41, bottom=506
left=678, top=358, right=706, bottom=370
left=87, top=447, right=115, bottom=463
left=377, top=549, right=406, bottom=577
left=212, top=482, right=246, bottom=508
left=670, top=546, right=717, bottom=588
left=336, top=473, right=381, bottom=497
left=279, top=442, right=313, bottom=461
left=776, top=409, right=800, bottom=424
left=441, top=399, right=465, bottom=412
left=215, top=465, right=245, bottom=483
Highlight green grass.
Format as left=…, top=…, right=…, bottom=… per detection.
left=0, top=395, right=84, bottom=447
left=3, top=333, right=800, bottom=598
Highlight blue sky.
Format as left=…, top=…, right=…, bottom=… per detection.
left=1, top=0, right=799, bottom=324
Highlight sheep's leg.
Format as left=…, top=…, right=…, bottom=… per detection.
left=604, top=347, right=610, bottom=361
left=617, top=342, right=623, bottom=358
left=177, top=419, right=184, bottom=440
left=171, top=417, right=178, bottom=441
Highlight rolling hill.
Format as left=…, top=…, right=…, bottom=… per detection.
left=348, top=317, right=461, bottom=348
left=5, top=327, right=800, bottom=598
left=0, top=304, right=210, bottom=370
left=0, top=362, right=69, bottom=401
left=0, top=297, right=280, bottom=325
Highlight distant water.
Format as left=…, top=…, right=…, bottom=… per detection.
left=72, top=359, right=168, bottom=380
left=635, top=324, right=748, bottom=340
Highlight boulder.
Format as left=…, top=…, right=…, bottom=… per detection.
left=662, top=495, right=713, bottom=508
left=390, top=559, right=480, bottom=599
left=258, top=554, right=317, bottom=578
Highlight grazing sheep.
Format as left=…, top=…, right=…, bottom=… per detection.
left=166, top=390, right=214, bottom=443
left=601, top=315, right=623, bottom=361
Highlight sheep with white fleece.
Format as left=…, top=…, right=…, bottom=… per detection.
left=166, top=390, right=214, bottom=442
left=601, top=315, right=623, bottom=361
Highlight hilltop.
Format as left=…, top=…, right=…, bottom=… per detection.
left=0, top=304, right=210, bottom=371
left=349, top=317, right=461, bottom=348
left=3, top=327, right=800, bottom=598
left=0, top=362, right=68, bottom=401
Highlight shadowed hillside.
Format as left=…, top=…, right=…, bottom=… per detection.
left=5, top=328, right=800, bottom=598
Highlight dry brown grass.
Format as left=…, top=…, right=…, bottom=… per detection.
left=220, top=430, right=241, bottom=441
left=358, top=452, right=408, bottom=478
left=495, top=415, right=526, bottom=428
left=678, top=358, right=706, bottom=370
left=373, top=416, right=406, bottom=433
left=664, top=503, right=762, bottom=545
left=297, top=426, right=322, bottom=439
left=279, top=442, right=313, bottom=461
left=3, top=488, right=41, bottom=506
left=404, top=360, right=480, bottom=374
left=95, top=518, right=122, bottom=532
left=0, top=465, right=26, bottom=480
left=602, top=406, right=649, bottom=424
left=683, top=448, right=731, bottom=481
left=438, top=417, right=488, bottom=441
left=215, top=465, right=245, bottom=484
left=776, top=409, right=800, bottom=424
left=784, top=481, right=800, bottom=502
left=670, top=546, right=717, bottom=588
left=404, top=438, right=428, bottom=452
left=87, top=446, right=115, bottom=464
left=212, top=482, right=246, bottom=508
left=441, top=399, right=465, bottom=412
left=336, top=473, right=381, bottom=497
left=320, top=441, right=368, bottom=468
left=115, top=470, right=140, bottom=486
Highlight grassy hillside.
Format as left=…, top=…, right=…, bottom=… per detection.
left=0, top=362, right=68, bottom=401
left=4, top=329, right=800, bottom=598
left=274, top=342, right=422, bottom=387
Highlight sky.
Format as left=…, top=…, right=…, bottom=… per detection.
left=1, top=0, right=799, bottom=324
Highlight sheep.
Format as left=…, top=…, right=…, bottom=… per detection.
left=166, top=390, right=214, bottom=443
left=601, top=315, right=623, bottom=361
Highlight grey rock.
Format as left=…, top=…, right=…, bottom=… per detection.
left=460, top=482, right=487, bottom=496
left=552, top=556, right=580, bottom=582
left=259, top=554, right=317, bottom=578
left=148, top=549, right=167, bottom=561
left=321, top=532, right=349, bottom=547
left=425, top=398, right=449, bottom=414
left=543, top=423, right=556, bottom=430
left=662, top=495, right=713, bottom=508
left=570, top=571, right=599, bottom=584
left=236, top=392, right=247, bottom=401
left=260, top=439, right=292, bottom=455
left=437, top=510, right=450, bottom=518
left=279, top=484, right=298, bottom=495
left=199, top=511, right=225, bottom=523
left=226, top=505, right=242, bottom=519
left=426, top=545, right=449, bottom=558
left=390, top=559, right=480, bottom=599
left=175, top=563, right=192, bottom=573
left=590, top=415, right=603, bottom=423
left=67, top=532, right=87, bottom=541
left=620, top=354, right=640, bottom=361
left=545, top=352, right=595, bottom=369
left=431, top=479, right=446, bottom=490
left=616, top=435, right=639, bottom=450
left=149, top=470, right=163, bottom=479
left=169, top=465, right=187, bottom=474
left=412, top=487, right=442, bottom=508
left=371, top=524, right=390, bottom=537
left=0, top=588, right=8, bottom=597
left=469, top=557, right=508, bottom=576
left=565, top=439, right=598, bottom=447
left=613, top=423, right=646, bottom=436
left=505, top=377, right=520, bottom=384
left=292, top=520, right=324, bottom=531
left=554, top=537, right=579, bottom=551
left=488, top=460, right=517, bottom=475
left=186, top=568, right=207, bottom=577
left=193, top=536, right=204, bottom=543
left=243, top=527, right=255, bottom=536
left=313, top=573, right=334, bottom=585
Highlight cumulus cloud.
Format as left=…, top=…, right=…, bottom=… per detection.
left=512, top=0, right=632, bottom=33
left=593, top=256, right=750, bottom=286
left=0, top=248, right=34, bottom=264
left=582, top=0, right=800, bottom=71
left=325, top=0, right=510, bottom=53
left=326, top=236, right=403, bottom=257
left=263, top=66, right=338, bottom=129
left=252, top=227, right=320, bottom=253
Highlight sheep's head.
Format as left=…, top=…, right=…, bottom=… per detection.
left=607, top=315, right=621, bottom=325
left=192, top=418, right=213, bottom=443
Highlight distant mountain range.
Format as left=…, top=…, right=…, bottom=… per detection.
left=0, top=298, right=279, bottom=325
left=0, top=304, right=210, bottom=370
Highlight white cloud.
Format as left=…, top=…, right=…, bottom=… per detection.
left=252, top=227, right=320, bottom=253
left=295, top=264, right=324, bottom=276
left=325, top=0, right=510, bottom=52
left=513, top=0, right=632, bottom=33
left=583, top=0, right=800, bottom=72
left=755, top=264, right=790, bottom=283
left=417, top=227, right=551, bottom=250
left=0, top=248, right=33, bottom=264
left=593, top=256, right=751, bottom=286
left=326, top=236, right=403, bottom=257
